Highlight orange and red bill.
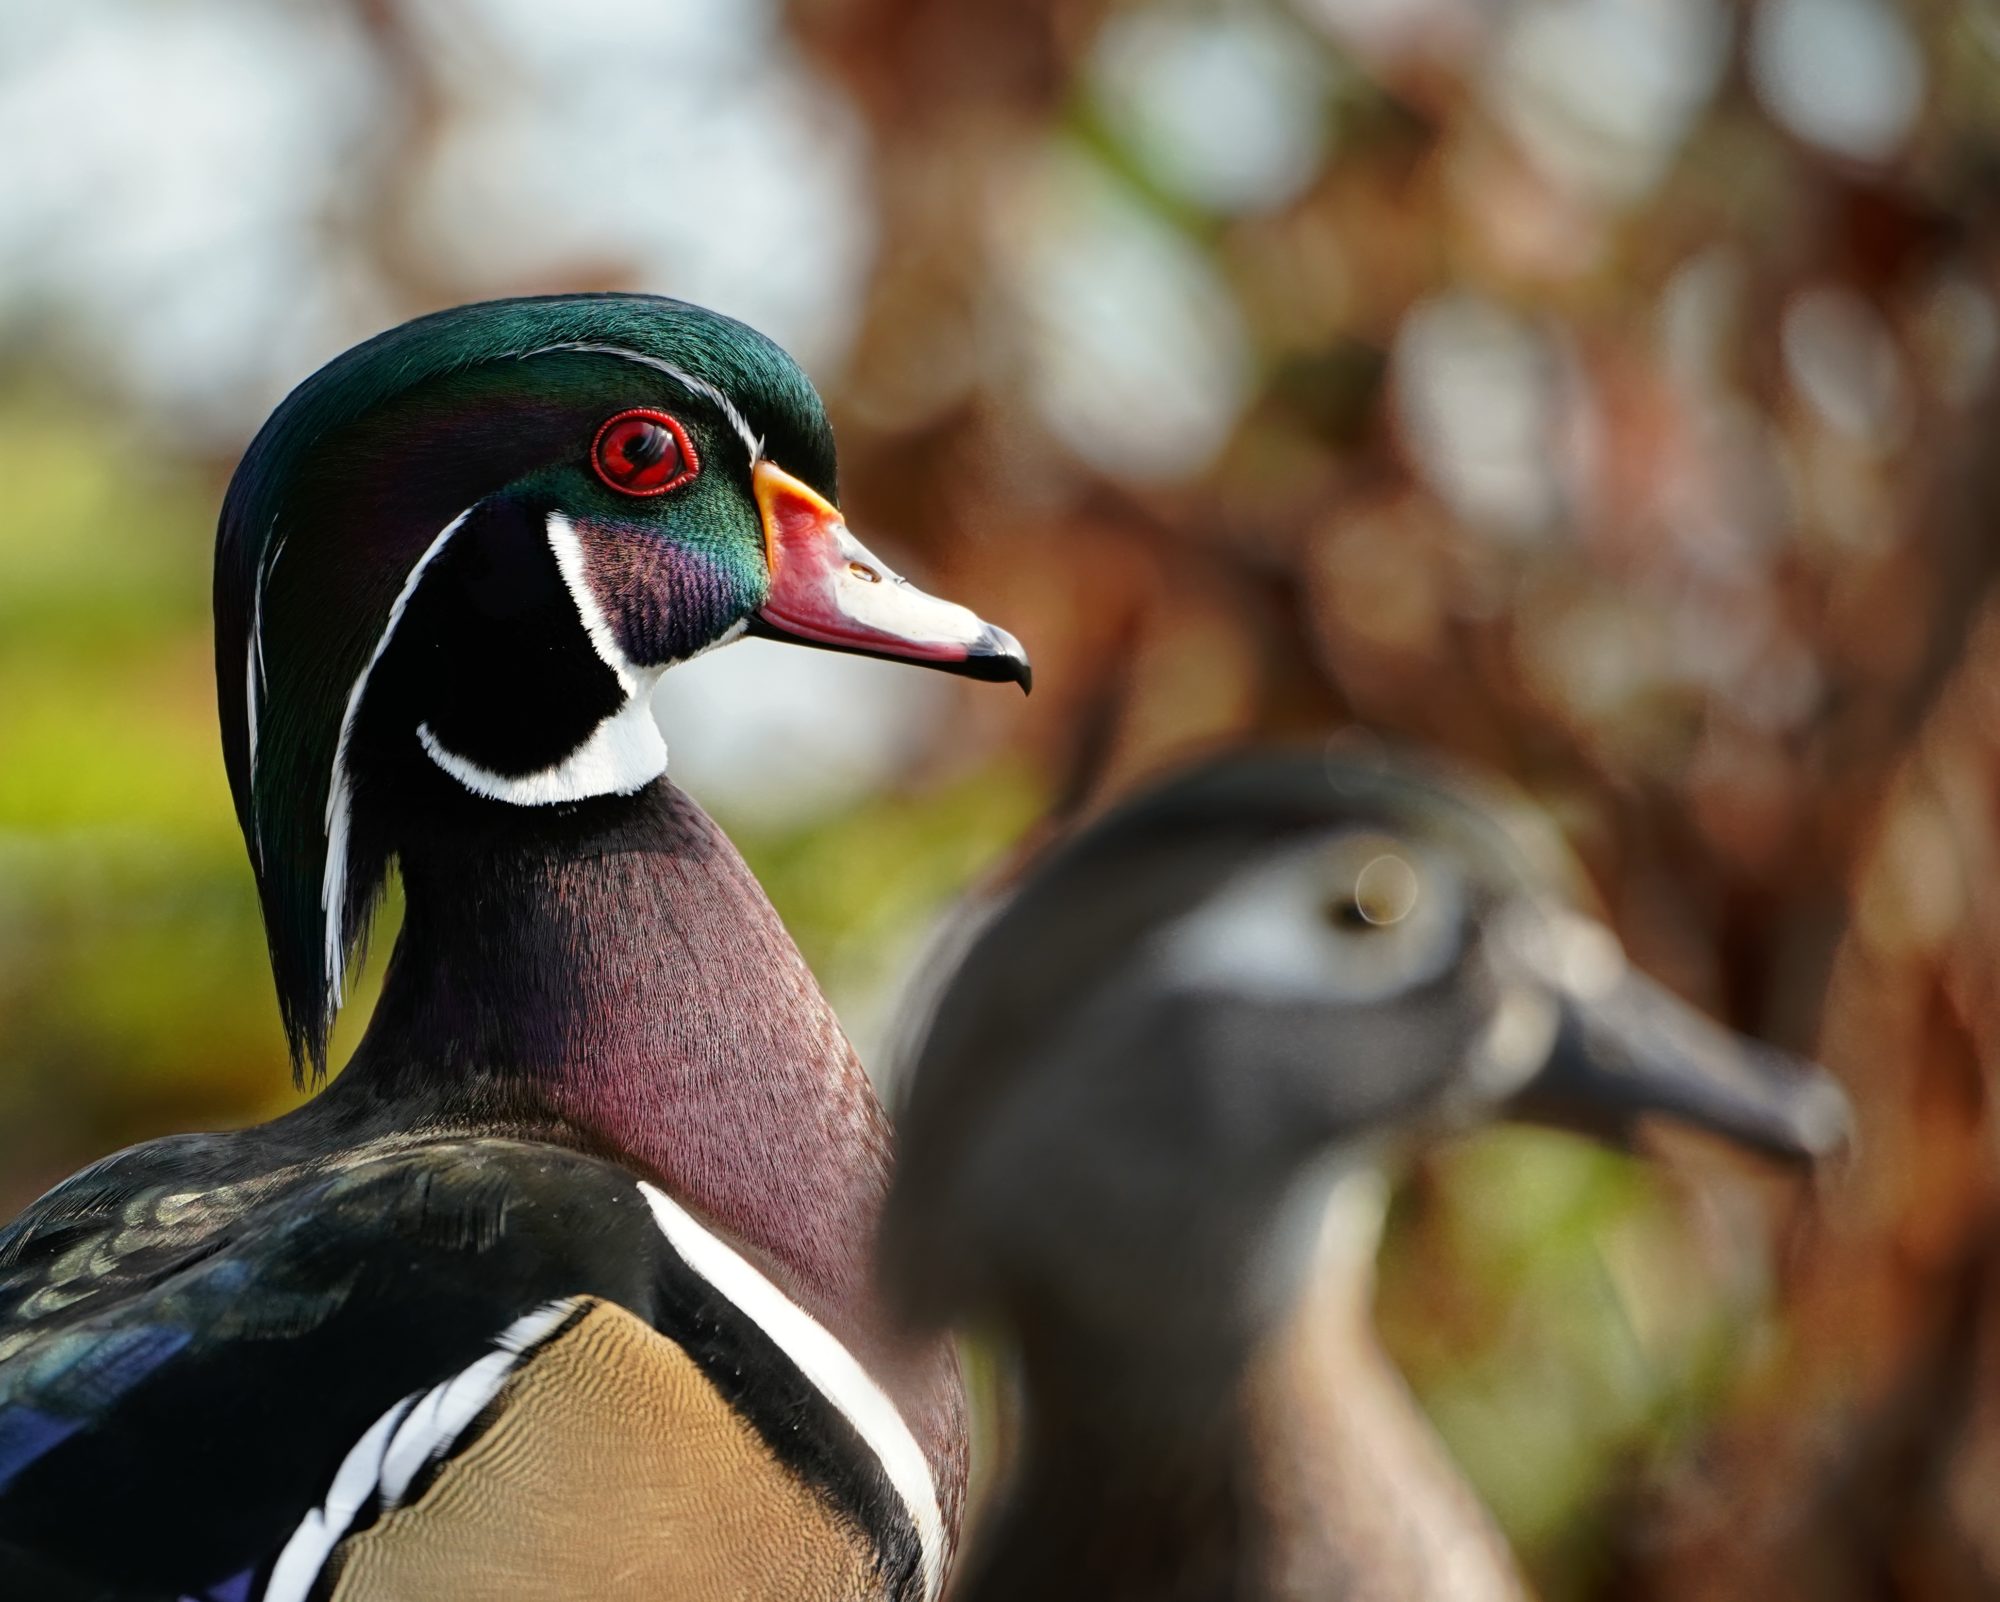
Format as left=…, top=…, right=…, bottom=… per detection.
left=750, top=461, right=1030, bottom=692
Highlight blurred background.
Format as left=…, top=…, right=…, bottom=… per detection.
left=1, top=0, right=1996, bottom=1595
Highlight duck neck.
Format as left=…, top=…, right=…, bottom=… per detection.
left=1243, top=1164, right=1530, bottom=1602
left=332, top=776, right=957, bottom=1464
left=962, top=1353, right=1270, bottom=1602
left=964, top=1160, right=1531, bottom=1602
left=960, top=1165, right=1387, bottom=1602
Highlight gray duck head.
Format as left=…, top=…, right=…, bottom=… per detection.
left=882, top=747, right=1849, bottom=1406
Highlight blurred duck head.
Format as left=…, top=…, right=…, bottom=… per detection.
left=883, top=748, right=1849, bottom=1403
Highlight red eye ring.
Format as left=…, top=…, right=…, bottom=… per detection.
left=591, top=409, right=700, bottom=497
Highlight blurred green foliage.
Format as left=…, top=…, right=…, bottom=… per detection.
left=1381, top=1129, right=1778, bottom=1596
left=0, top=386, right=285, bottom=1198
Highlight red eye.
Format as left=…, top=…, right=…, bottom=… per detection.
left=591, top=409, right=699, bottom=496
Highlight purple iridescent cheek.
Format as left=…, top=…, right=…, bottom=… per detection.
left=569, top=521, right=761, bottom=668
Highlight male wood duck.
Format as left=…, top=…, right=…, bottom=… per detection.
left=883, top=750, right=1849, bottom=1602
left=0, top=294, right=1028, bottom=1602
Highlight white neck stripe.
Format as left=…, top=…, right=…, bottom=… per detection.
left=637, top=1182, right=946, bottom=1600
left=320, top=505, right=476, bottom=1011
left=416, top=699, right=666, bottom=807
left=521, top=342, right=764, bottom=464
left=412, top=510, right=669, bottom=807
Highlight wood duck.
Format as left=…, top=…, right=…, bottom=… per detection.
left=0, top=294, right=1029, bottom=1602
left=882, top=750, right=1849, bottom=1602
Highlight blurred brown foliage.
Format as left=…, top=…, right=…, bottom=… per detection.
left=5, top=0, right=1999, bottom=1595
left=779, top=3, right=2000, bottom=1598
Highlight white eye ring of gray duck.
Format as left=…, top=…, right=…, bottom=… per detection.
left=1152, top=832, right=1466, bottom=1008
left=1324, top=849, right=1422, bottom=930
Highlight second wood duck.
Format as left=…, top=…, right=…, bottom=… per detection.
left=0, top=295, right=1028, bottom=1601
left=884, top=749, right=1849, bottom=1602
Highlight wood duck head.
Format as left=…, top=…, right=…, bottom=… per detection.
left=0, top=296, right=1020, bottom=1602
left=883, top=748, right=1848, bottom=1601
left=214, top=293, right=1028, bottom=1077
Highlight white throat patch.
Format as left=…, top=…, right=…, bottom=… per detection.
left=322, top=505, right=677, bottom=1009
left=415, top=511, right=670, bottom=808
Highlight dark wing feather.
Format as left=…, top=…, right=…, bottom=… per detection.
left=0, top=1137, right=674, bottom=1599
left=0, top=1132, right=923, bottom=1602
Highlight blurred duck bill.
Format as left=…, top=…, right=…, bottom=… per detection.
left=1499, top=910, right=1853, bottom=1164
left=748, top=459, right=1032, bottom=690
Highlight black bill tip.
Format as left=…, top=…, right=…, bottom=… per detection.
left=1514, top=971, right=1855, bottom=1169
left=960, top=623, right=1033, bottom=694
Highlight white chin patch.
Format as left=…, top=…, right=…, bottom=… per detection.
left=418, top=511, right=673, bottom=808
left=418, top=689, right=667, bottom=806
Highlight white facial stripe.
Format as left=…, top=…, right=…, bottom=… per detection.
left=522, top=341, right=763, bottom=464
left=322, top=506, right=476, bottom=1011
left=244, top=638, right=258, bottom=773
left=413, top=510, right=670, bottom=807
left=546, top=511, right=635, bottom=694
left=243, top=635, right=259, bottom=818
left=1153, top=836, right=1464, bottom=1007
left=637, top=1182, right=946, bottom=1602
left=259, top=533, right=284, bottom=686
left=245, top=530, right=285, bottom=863
left=264, top=1300, right=576, bottom=1602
